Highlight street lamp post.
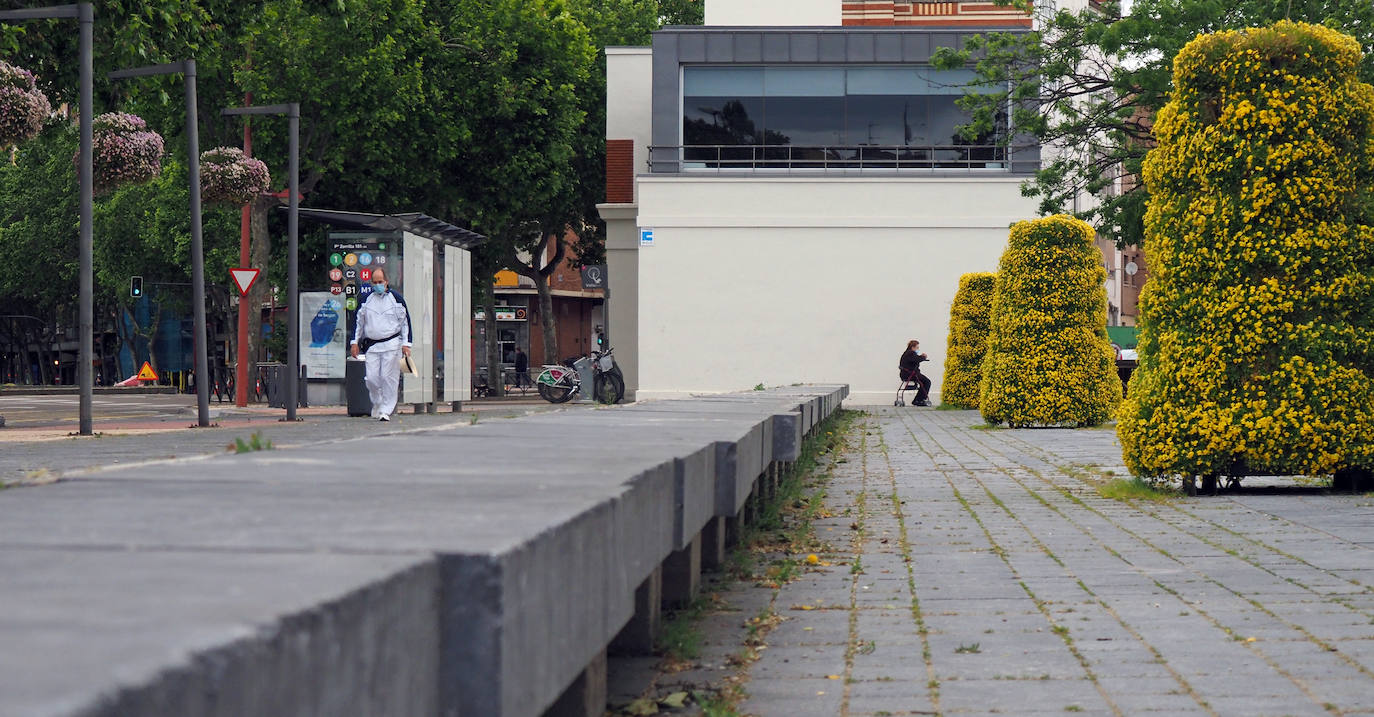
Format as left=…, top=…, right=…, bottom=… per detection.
left=0, top=3, right=95, bottom=435
left=109, top=60, right=210, bottom=428
left=222, top=103, right=299, bottom=421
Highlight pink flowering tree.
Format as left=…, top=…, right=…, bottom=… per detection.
left=199, top=147, right=270, bottom=205
left=0, top=61, right=52, bottom=148
left=87, top=112, right=163, bottom=194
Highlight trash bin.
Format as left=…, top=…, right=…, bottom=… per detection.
left=346, top=357, right=372, bottom=417
left=573, top=355, right=596, bottom=403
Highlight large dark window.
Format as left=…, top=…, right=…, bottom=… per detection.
left=682, top=66, right=1003, bottom=169
left=683, top=68, right=763, bottom=167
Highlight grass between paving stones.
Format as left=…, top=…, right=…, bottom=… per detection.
left=1096, top=477, right=1179, bottom=502
left=617, top=409, right=862, bottom=716
left=840, top=430, right=869, bottom=706
left=873, top=418, right=941, bottom=709
left=898, top=417, right=1128, bottom=709
left=1013, top=440, right=1374, bottom=655
left=942, top=431, right=1266, bottom=708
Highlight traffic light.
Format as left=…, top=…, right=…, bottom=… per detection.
left=130, top=276, right=144, bottom=298
left=595, top=324, right=605, bottom=347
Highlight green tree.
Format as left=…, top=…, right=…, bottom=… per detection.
left=941, top=272, right=996, bottom=409
left=562, top=0, right=703, bottom=269
left=932, top=0, right=1374, bottom=247
left=429, top=0, right=595, bottom=368
left=95, top=153, right=240, bottom=375
left=980, top=215, right=1119, bottom=427
left=1, top=0, right=263, bottom=381
left=1117, top=22, right=1374, bottom=490
left=0, top=121, right=77, bottom=384
left=229, top=0, right=439, bottom=367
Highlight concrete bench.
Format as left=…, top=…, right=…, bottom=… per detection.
left=0, top=384, right=848, bottom=717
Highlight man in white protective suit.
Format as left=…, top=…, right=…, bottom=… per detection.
left=348, top=267, right=412, bottom=421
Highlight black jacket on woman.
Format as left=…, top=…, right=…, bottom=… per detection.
left=899, top=349, right=926, bottom=378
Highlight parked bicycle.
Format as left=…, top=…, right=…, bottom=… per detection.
left=591, top=347, right=624, bottom=405
left=535, top=357, right=582, bottom=404
left=535, top=347, right=624, bottom=405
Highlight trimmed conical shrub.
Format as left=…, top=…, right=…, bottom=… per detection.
left=1118, top=21, right=1374, bottom=482
left=980, top=215, right=1120, bottom=427
left=941, top=272, right=996, bottom=409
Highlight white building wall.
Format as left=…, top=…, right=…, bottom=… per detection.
left=635, top=175, right=1040, bottom=404
left=606, top=47, right=654, bottom=199
left=705, top=0, right=841, bottom=26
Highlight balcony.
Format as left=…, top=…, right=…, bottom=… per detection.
left=648, top=143, right=1037, bottom=174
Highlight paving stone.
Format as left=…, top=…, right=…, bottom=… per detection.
left=738, top=678, right=845, bottom=716
left=936, top=677, right=1111, bottom=713
left=845, top=679, right=936, bottom=714
left=637, top=407, right=1374, bottom=716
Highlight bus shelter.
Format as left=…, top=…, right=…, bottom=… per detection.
left=295, top=208, right=485, bottom=411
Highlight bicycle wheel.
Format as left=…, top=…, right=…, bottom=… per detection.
left=593, top=373, right=617, bottom=405
left=609, top=367, right=626, bottom=403
left=544, top=380, right=576, bottom=403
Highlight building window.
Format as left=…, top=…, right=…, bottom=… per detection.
left=682, top=66, right=1004, bottom=169
left=498, top=328, right=517, bottom=364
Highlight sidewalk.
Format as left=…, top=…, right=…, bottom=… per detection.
left=0, top=396, right=574, bottom=484
left=677, top=407, right=1374, bottom=716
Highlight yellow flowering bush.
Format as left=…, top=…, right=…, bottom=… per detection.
left=1117, top=22, right=1374, bottom=484
left=942, top=272, right=996, bottom=408
left=980, top=215, right=1120, bottom=427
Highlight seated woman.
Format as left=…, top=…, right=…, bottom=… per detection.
left=899, top=339, right=932, bottom=407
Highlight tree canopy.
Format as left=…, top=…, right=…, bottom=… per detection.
left=933, top=0, right=1374, bottom=246
left=0, top=0, right=701, bottom=381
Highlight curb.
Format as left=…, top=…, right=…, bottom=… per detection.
left=0, top=386, right=180, bottom=397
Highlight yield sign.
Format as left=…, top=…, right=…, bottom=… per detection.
left=230, top=268, right=261, bottom=296
left=136, top=361, right=158, bottom=381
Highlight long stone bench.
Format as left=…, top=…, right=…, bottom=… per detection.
left=0, top=384, right=848, bottom=717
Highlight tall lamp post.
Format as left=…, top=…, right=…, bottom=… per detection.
left=222, top=103, right=299, bottom=421
left=0, top=3, right=95, bottom=435
left=109, top=60, right=210, bottom=428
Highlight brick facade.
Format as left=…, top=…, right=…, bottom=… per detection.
left=606, top=139, right=635, bottom=204
left=842, top=0, right=1031, bottom=27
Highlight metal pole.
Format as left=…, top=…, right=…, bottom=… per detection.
left=185, top=60, right=209, bottom=427
left=77, top=2, right=93, bottom=435
left=285, top=104, right=299, bottom=421
left=236, top=91, right=252, bottom=407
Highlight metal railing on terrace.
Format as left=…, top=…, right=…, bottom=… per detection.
left=649, top=144, right=1035, bottom=174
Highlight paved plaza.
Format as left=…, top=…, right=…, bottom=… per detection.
left=0, top=394, right=568, bottom=484
left=677, top=407, right=1374, bottom=717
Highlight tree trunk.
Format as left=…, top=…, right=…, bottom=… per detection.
left=244, top=196, right=273, bottom=390
left=481, top=284, right=502, bottom=397
left=114, top=306, right=135, bottom=378
left=534, top=271, right=559, bottom=365
left=25, top=324, right=47, bottom=385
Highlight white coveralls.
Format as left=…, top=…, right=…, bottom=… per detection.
left=351, top=290, right=411, bottom=419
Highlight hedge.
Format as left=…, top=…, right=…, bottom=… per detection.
left=980, top=215, right=1120, bottom=427
left=1118, top=21, right=1374, bottom=481
left=941, top=272, right=996, bottom=409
